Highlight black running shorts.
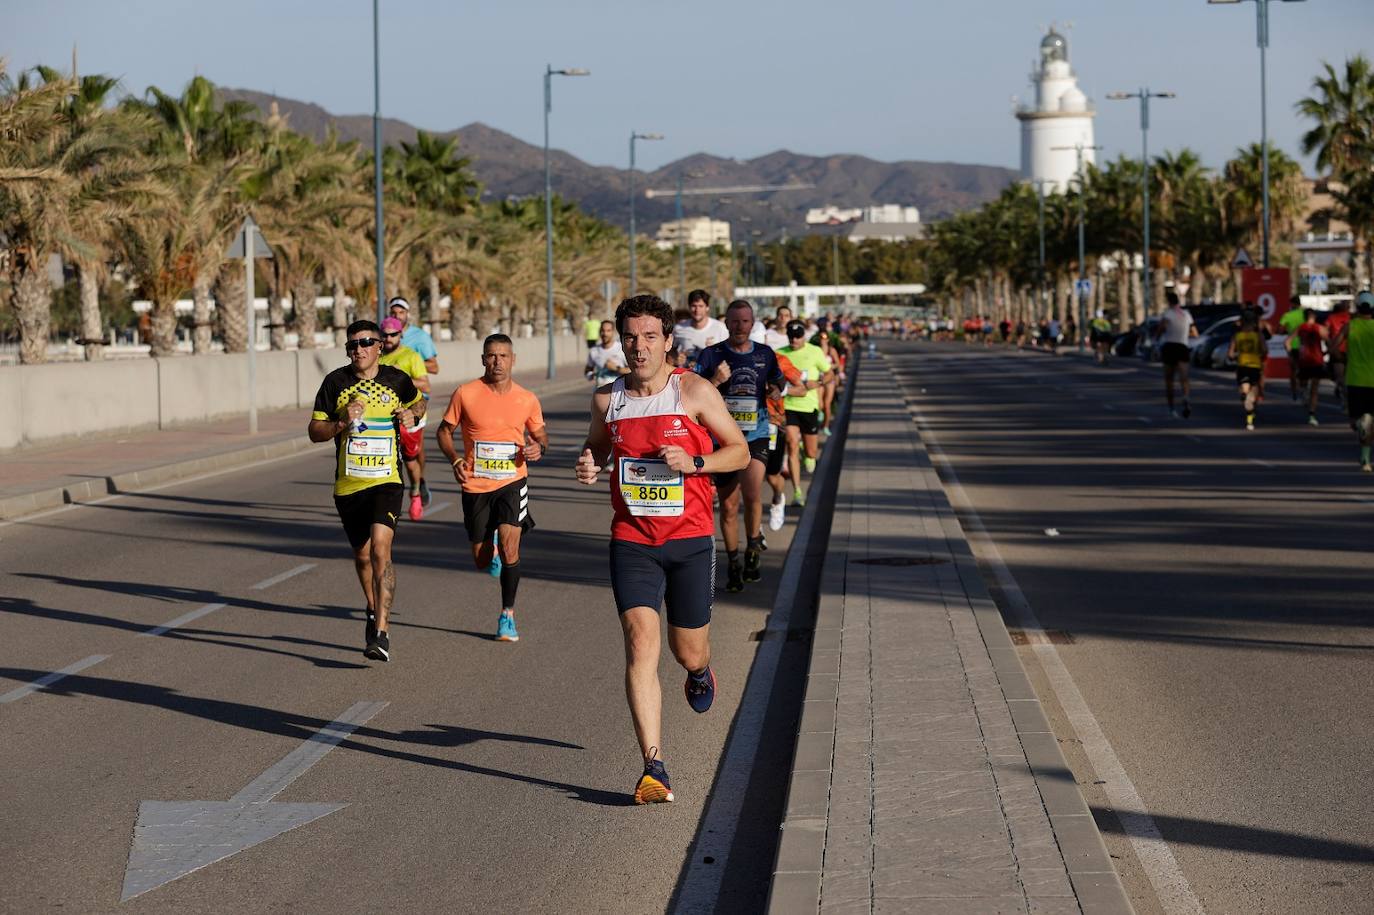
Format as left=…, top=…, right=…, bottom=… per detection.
left=765, top=428, right=786, bottom=476
left=1348, top=385, right=1374, bottom=421
left=334, top=483, right=404, bottom=550
left=785, top=408, right=821, bottom=435
left=1235, top=366, right=1262, bottom=386
left=1298, top=363, right=1326, bottom=382
left=462, top=477, right=535, bottom=544
left=714, top=437, right=770, bottom=487
left=1161, top=342, right=1191, bottom=367
left=609, top=535, right=714, bottom=630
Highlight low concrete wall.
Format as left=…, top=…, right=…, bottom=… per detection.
left=0, top=333, right=585, bottom=451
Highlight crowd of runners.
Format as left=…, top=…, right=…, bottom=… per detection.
left=309, top=292, right=856, bottom=805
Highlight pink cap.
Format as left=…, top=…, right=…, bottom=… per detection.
left=381, top=317, right=405, bottom=333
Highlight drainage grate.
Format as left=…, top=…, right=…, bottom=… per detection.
left=851, top=556, right=951, bottom=566
left=1007, top=629, right=1076, bottom=645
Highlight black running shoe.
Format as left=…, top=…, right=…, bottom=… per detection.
left=743, top=549, right=762, bottom=583
left=726, top=562, right=744, bottom=593
left=365, top=612, right=377, bottom=647
left=364, top=631, right=390, bottom=662
left=1181, top=401, right=1191, bottom=419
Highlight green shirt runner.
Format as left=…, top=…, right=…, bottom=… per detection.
left=778, top=342, right=833, bottom=414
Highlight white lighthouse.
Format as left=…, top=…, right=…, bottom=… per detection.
left=1016, top=29, right=1095, bottom=193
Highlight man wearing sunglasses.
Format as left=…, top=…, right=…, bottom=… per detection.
left=309, top=320, right=426, bottom=662
left=379, top=316, right=432, bottom=521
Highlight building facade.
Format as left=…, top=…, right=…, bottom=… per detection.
left=654, top=216, right=731, bottom=250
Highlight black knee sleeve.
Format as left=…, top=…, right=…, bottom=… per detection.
left=500, top=561, right=521, bottom=609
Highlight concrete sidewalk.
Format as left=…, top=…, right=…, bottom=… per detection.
left=0, top=365, right=592, bottom=521
left=768, top=353, right=1132, bottom=914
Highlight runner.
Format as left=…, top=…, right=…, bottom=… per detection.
left=1333, top=291, right=1374, bottom=472
left=1296, top=307, right=1329, bottom=426
left=584, top=313, right=602, bottom=351
left=308, top=320, right=425, bottom=662
left=1155, top=291, right=1196, bottom=418
left=765, top=305, right=792, bottom=351
left=1090, top=309, right=1113, bottom=365
left=574, top=294, right=749, bottom=804
left=436, top=334, right=548, bottom=643
left=1327, top=301, right=1352, bottom=407
left=378, top=317, right=431, bottom=521
left=585, top=319, right=629, bottom=386
left=1278, top=295, right=1305, bottom=402
left=1227, top=309, right=1266, bottom=430
left=779, top=320, right=834, bottom=506
left=388, top=297, right=439, bottom=507
left=765, top=349, right=806, bottom=532
left=696, top=300, right=787, bottom=591
left=672, top=289, right=727, bottom=371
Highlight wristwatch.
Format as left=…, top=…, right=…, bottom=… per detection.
left=692, top=455, right=705, bottom=474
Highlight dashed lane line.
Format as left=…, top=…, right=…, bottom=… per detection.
left=141, top=603, right=229, bottom=638
left=250, top=563, right=316, bottom=591
left=1249, top=458, right=1277, bottom=469
left=0, top=654, right=109, bottom=704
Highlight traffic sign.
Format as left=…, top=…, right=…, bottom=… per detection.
left=1232, top=248, right=1254, bottom=269
left=1074, top=279, right=1093, bottom=296
left=1309, top=273, right=1328, bottom=294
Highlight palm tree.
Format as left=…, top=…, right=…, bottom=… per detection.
left=0, top=65, right=159, bottom=363
left=1222, top=143, right=1306, bottom=270
left=1298, top=55, right=1374, bottom=288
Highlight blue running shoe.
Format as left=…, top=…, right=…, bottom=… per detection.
left=634, top=756, right=673, bottom=804
left=488, top=530, right=502, bottom=578
left=496, top=610, right=519, bottom=642
left=685, top=666, right=715, bottom=713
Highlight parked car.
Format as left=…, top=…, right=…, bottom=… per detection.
left=1192, top=315, right=1240, bottom=368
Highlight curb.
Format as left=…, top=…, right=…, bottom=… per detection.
left=0, top=374, right=595, bottom=523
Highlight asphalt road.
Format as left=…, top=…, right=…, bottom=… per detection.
left=886, top=339, right=1374, bottom=915
left=0, top=380, right=820, bottom=913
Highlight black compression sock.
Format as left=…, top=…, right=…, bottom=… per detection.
left=726, top=549, right=739, bottom=566
left=500, top=561, right=521, bottom=608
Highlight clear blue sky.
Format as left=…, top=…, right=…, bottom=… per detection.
left=9, top=0, right=1372, bottom=176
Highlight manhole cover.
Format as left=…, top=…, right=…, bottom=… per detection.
left=1007, top=629, right=1076, bottom=645
left=852, top=556, right=950, bottom=566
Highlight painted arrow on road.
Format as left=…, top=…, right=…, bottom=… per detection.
left=120, top=700, right=387, bottom=901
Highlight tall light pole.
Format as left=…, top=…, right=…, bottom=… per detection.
left=544, top=64, right=590, bottom=379
left=372, top=0, right=385, bottom=323
left=1107, top=88, right=1175, bottom=312
left=675, top=173, right=687, bottom=305
left=628, top=131, right=663, bottom=295
left=1053, top=142, right=1103, bottom=342
left=1209, top=0, right=1305, bottom=268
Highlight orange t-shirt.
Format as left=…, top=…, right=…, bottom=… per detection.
left=766, top=353, right=804, bottom=426
left=441, top=379, right=545, bottom=493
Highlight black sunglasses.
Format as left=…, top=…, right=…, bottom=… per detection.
left=382, top=331, right=401, bottom=338
left=345, top=337, right=380, bottom=352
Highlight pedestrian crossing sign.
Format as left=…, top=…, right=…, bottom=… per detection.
left=1231, top=248, right=1254, bottom=269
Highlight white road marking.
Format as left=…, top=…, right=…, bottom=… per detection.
left=424, top=501, right=451, bottom=515
left=0, top=654, right=109, bottom=704
left=141, top=603, right=227, bottom=638
left=1102, top=403, right=1118, bottom=411
left=1137, top=416, right=1154, bottom=424
left=250, top=563, right=315, bottom=591
left=1249, top=458, right=1276, bottom=469
left=121, top=700, right=388, bottom=900
left=1044, top=528, right=1060, bottom=537
left=909, top=400, right=1204, bottom=915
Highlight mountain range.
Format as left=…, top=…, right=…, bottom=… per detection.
left=220, top=88, right=1017, bottom=238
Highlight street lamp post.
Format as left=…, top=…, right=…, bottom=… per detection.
left=372, top=0, right=384, bottom=323
left=1053, top=142, right=1103, bottom=344
left=544, top=64, right=590, bottom=379
left=628, top=131, right=663, bottom=296
left=1208, top=0, right=1305, bottom=268
left=675, top=173, right=686, bottom=306
left=1107, top=88, right=1175, bottom=313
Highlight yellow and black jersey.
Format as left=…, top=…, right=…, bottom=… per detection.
left=311, top=365, right=422, bottom=496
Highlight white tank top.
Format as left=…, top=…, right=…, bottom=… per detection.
left=604, top=372, right=686, bottom=422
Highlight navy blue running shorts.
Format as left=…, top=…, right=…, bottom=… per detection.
left=609, top=535, right=715, bottom=629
